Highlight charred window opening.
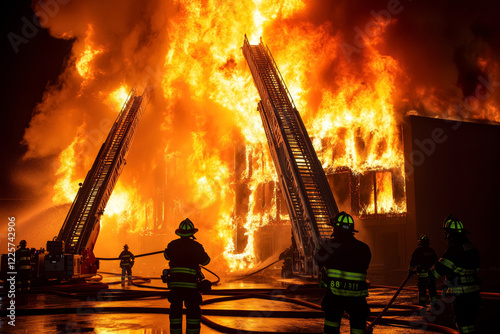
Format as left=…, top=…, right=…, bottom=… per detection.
left=327, top=170, right=351, bottom=212
left=358, top=169, right=406, bottom=216
left=327, top=168, right=406, bottom=217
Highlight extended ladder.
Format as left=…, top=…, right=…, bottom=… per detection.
left=242, top=36, right=338, bottom=275
left=57, top=88, right=149, bottom=254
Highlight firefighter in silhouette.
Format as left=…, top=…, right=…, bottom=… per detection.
left=15, top=240, right=32, bottom=291
left=119, top=244, right=135, bottom=283
left=408, top=234, right=438, bottom=307
left=279, top=245, right=294, bottom=278
left=164, top=218, right=211, bottom=334
left=430, top=215, right=481, bottom=334
left=314, top=212, right=371, bottom=334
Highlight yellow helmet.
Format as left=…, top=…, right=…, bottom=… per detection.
left=330, top=211, right=358, bottom=233
left=443, top=215, right=467, bottom=233
left=175, top=218, right=198, bottom=237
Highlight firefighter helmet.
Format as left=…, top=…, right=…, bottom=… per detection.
left=330, top=211, right=358, bottom=233
left=175, top=218, right=199, bottom=237
left=19, top=240, right=27, bottom=247
left=124, top=244, right=129, bottom=250
left=442, top=214, right=467, bottom=233
left=418, top=234, right=430, bottom=245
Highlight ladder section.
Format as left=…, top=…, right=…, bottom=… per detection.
left=242, top=36, right=338, bottom=261
left=57, top=89, right=149, bottom=254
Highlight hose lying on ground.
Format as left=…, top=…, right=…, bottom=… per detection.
left=366, top=273, right=412, bottom=332
left=96, top=250, right=221, bottom=285
left=1, top=286, right=459, bottom=334
left=15, top=248, right=462, bottom=333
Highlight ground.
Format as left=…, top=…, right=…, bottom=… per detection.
left=1, top=268, right=499, bottom=333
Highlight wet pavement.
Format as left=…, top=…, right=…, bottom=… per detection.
left=1, top=269, right=499, bottom=333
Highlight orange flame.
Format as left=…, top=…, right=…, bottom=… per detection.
left=75, top=25, right=102, bottom=82
left=52, top=126, right=87, bottom=204
left=106, top=85, right=130, bottom=110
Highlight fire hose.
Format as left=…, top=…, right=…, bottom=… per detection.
left=96, top=250, right=221, bottom=285
left=366, top=273, right=412, bottom=333
left=77, top=252, right=463, bottom=332
left=96, top=250, right=163, bottom=260
left=2, top=285, right=460, bottom=333
left=1, top=263, right=467, bottom=333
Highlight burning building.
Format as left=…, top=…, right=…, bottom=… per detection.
left=3, top=0, right=500, bottom=277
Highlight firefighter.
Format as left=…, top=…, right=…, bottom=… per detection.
left=15, top=240, right=31, bottom=291
left=119, top=244, right=135, bottom=283
left=279, top=246, right=293, bottom=278
left=164, top=218, right=210, bottom=334
left=430, top=215, right=481, bottom=334
left=314, top=212, right=371, bottom=334
left=408, top=234, right=438, bottom=307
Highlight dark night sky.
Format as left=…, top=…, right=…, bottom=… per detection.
left=1, top=0, right=73, bottom=200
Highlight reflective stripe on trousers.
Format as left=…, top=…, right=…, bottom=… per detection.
left=170, top=317, right=182, bottom=334
left=187, top=318, right=201, bottom=334
left=417, top=271, right=429, bottom=278
left=458, top=324, right=476, bottom=333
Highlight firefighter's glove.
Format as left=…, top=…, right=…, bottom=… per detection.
left=199, top=279, right=212, bottom=292
left=408, top=269, right=415, bottom=277
left=319, top=267, right=328, bottom=288
left=161, top=269, right=170, bottom=284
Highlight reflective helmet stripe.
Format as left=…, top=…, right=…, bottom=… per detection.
left=444, top=215, right=464, bottom=232
left=331, top=211, right=356, bottom=232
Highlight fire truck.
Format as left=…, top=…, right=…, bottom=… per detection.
left=1, top=87, right=149, bottom=283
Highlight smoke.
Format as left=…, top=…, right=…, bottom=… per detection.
left=274, top=0, right=500, bottom=121
left=16, top=0, right=172, bottom=260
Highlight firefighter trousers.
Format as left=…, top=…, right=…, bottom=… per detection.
left=417, top=276, right=437, bottom=306
left=168, top=287, right=202, bottom=334
left=453, top=292, right=481, bottom=333
left=121, top=266, right=132, bottom=280
left=16, top=270, right=31, bottom=291
left=321, top=293, right=370, bottom=334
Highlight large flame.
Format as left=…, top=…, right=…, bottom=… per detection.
left=24, top=0, right=500, bottom=272
left=75, top=25, right=103, bottom=84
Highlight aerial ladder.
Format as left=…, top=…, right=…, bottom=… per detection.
left=44, top=87, right=150, bottom=280
left=242, top=36, right=339, bottom=276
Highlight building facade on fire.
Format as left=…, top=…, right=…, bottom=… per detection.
left=150, top=114, right=500, bottom=274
